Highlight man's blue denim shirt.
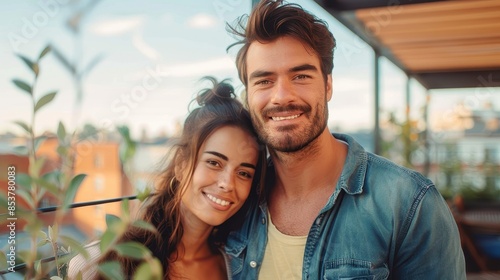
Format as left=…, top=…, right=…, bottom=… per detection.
left=225, top=133, right=466, bottom=280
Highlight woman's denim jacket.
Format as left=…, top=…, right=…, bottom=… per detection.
left=225, top=133, right=466, bottom=280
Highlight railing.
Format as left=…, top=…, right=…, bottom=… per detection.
left=0, top=195, right=139, bottom=276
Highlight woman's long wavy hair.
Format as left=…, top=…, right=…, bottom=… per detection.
left=98, top=77, right=267, bottom=279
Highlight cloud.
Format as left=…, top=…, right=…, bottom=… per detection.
left=122, top=56, right=235, bottom=83
left=89, top=16, right=144, bottom=35
left=132, top=31, right=160, bottom=60
left=160, top=56, right=235, bottom=77
left=186, top=13, right=217, bottom=29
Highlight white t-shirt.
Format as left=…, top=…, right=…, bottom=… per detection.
left=259, top=212, right=307, bottom=280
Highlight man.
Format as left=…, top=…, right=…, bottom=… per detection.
left=225, top=0, right=466, bottom=279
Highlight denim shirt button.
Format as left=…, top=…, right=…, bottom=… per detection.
left=315, top=217, right=321, bottom=225
left=250, top=261, right=257, bottom=268
left=261, top=218, right=266, bottom=224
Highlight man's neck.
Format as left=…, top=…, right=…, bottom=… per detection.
left=270, top=130, right=347, bottom=198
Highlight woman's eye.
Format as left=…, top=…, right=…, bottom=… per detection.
left=207, top=160, right=220, bottom=167
left=238, top=171, right=253, bottom=179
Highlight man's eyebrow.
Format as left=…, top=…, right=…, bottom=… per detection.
left=249, top=70, right=273, bottom=81
left=289, top=64, right=318, bottom=73
left=205, top=151, right=256, bottom=169
left=249, top=64, right=318, bottom=81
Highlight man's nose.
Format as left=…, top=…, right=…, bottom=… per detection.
left=271, top=79, right=295, bottom=105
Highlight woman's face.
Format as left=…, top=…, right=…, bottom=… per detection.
left=181, top=125, right=259, bottom=227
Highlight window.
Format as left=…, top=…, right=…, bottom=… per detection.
left=94, top=175, right=104, bottom=192
left=94, top=154, right=103, bottom=168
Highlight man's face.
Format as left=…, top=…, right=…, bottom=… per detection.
left=245, top=36, right=332, bottom=153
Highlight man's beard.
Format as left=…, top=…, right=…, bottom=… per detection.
left=251, top=102, right=328, bottom=153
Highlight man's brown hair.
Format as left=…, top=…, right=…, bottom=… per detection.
left=227, top=0, right=336, bottom=87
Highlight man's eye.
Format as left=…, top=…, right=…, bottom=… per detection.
left=255, top=79, right=271, bottom=85
left=295, top=74, right=309, bottom=80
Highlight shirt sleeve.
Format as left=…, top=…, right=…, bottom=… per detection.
left=392, top=185, right=466, bottom=280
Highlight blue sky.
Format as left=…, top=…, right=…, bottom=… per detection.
left=1, top=0, right=498, bottom=139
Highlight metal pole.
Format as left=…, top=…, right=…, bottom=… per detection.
left=406, top=74, right=411, bottom=124
left=423, top=91, right=431, bottom=176
left=374, top=51, right=381, bottom=155
left=405, top=74, right=411, bottom=166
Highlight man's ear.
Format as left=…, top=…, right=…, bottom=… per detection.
left=326, top=74, right=333, bottom=101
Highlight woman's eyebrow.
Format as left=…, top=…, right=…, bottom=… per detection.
left=205, top=151, right=228, bottom=161
left=205, top=151, right=256, bottom=169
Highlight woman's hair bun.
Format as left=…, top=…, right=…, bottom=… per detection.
left=196, top=76, right=235, bottom=106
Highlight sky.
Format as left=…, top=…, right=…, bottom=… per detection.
left=1, top=0, right=499, bottom=140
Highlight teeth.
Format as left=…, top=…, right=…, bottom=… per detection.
left=272, top=114, right=300, bottom=121
left=206, top=194, right=230, bottom=206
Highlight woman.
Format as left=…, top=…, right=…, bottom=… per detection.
left=68, top=77, right=266, bottom=279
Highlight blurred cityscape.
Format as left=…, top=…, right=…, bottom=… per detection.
left=1, top=0, right=500, bottom=277
left=1, top=101, right=499, bottom=244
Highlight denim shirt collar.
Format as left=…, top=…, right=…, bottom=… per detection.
left=259, top=133, right=368, bottom=215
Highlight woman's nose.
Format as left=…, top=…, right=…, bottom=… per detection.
left=218, top=170, right=235, bottom=192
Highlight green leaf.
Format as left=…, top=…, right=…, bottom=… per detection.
left=105, top=214, right=121, bottom=229
left=121, top=199, right=130, bottom=222
left=132, top=220, right=158, bottom=235
left=12, top=145, right=28, bottom=156
left=137, top=186, right=152, bottom=202
left=114, top=242, right=151, bottom=260
left=0, top=251, right=7, bottom=271
left=49, top=224, right=59, bottom=240
left=16, top=172, right=32, bottom=189
left=100, top=215, right=126, bottom=253
left=35, top=259, right=42, bottom=274
left=38, top=230, right=48, bottom=240
left=34, top=91, right=57, bottom=113
left=29, top=157, right=46, bottom=178
left=17, top=54, right=36, bottom=73
left=57, top=146, right=68, bottom=158
left=0, top=194, right=7, bottom=211
left=62, top=174, right=86, bottom=211
left=57, top=121, right=66, bottom=142
left=133, top=258, right=163, bottom=280
left=16, top=188, right=34, bottom=209
left=34, top=136, right=46, bottom=151
left=39, top=45, right=51, bottom=60
left=37, top=172, right=60, bottom=195
left=117, top=125, right=137, bottom=163
left=98, top=261, right=124, bottom=280
left=100, top=230, right=116, bottom=254
left=33, top=62, right=40, bottom=77
left=51, top=45, right=76, bottom=74
left=37, top=238, right=50, bottom=247
left=13, top=120, right=31, bottom=133
left=12, top=79, right=32, bottom=95
left=60, top=235, right=90, bottom=260
left=48, top=225, right=54, bottom=240
left=82, top=53, right=104, bottom=77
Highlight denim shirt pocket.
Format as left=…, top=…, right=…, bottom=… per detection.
left=225, top=231, right=248, bottom=276
left=323, top=259, right=389, bottom=280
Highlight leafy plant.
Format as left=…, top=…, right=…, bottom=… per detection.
left=0, top=46, right=161, bottom=280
